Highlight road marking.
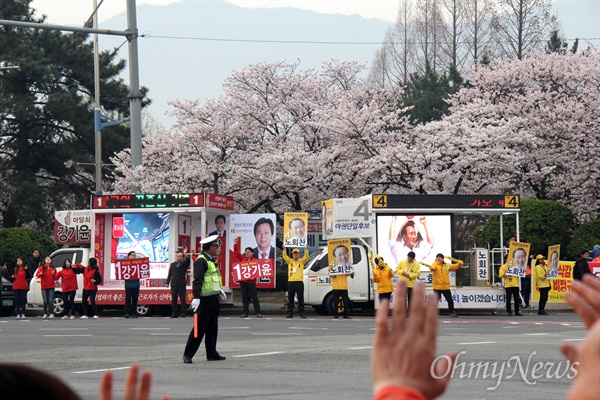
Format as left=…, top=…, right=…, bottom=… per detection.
left=502, top=326, right=519, bottom=328
left=73, top=366, right=131, bottom=374
left=561, top=323, right=571, bottom=326
left=39, top=328, right=89, bottom=331
left=289, top=327, right=329, bottom=330
left=150, top=333, right=188, bottom=336
left=221, top=327, right=250, bottom=330
left=44, top=334, right=93, bottom=337
left=562, top=338, right=584, bottom=342
left=523, top=333, right=551, bottom=336
left=457, top=341, right=498, bottom=345
left=233, top=352, right=285, bottom=358
left=128, top=328, right=170, bottom=330
left=348, top=346, right=372, bottom=350
left=535, top=323, right=543, bottom=325
left=251, top=333, right=302, bottom=335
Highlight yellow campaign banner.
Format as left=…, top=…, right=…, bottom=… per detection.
left=547, top=244, right=560, bottom=279
left=327, top=239, right=353, bottom=275
left=505, top=242, right=530, bottom=277
left=283, top=212, right=308, bottom=248
left=533, top=261, right=574, bottom=303
left=322, top=199, right=334, bottom=239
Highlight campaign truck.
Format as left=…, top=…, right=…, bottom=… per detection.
left=303, top=194, right=525, bottom=315
left=27, top=193, right=267, bottom=317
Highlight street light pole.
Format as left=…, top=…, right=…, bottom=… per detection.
left=127, top=0, right=143, bottom=192
left=93, top=0, right=102, bottom=194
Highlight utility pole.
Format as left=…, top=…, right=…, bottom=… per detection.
left=0, top=0, right=143, bottom=194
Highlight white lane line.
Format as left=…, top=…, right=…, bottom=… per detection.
left=562, top=338, right=584, bottom=342
left=221, top=327, right=250, bottom=330
left=535, top=323, right=543, bottom=325
left=458, top=341, right=498, bottom=345
left=73, top=366, right=131, bottom=374
left=39, top=328, right=89, bottom=331
left=150, top=333, right=188, bottom=336
left=233, top=352, right=285, bottom=358
left=561, top=323, right=571, bottom=326
left=289, top=327, right=329, bottom=330
left=523, top=333, right=551, bottom=336
left=251, top=333, right=302, bottom=335
left=128, top=328, right=170, bottom=330
left=44, top=334, right=93, bottom=337
left=348, top=346, right=372, bottom=350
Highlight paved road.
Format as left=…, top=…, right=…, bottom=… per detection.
left=0, top=312, right=586, bottom=400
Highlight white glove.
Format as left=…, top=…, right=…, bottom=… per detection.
left=219, top=289, right=227, bottom=300
left=191, top=298, right=200, bottom=312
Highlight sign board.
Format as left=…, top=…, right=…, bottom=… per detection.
left=54, top=210, right=92, bottom=244
left=322, top=197, right=374, bottom=239
left=372, top=194, right=519, bottom=210
left=114, top=257, right=151, bottom=280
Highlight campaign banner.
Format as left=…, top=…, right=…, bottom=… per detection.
left=323, top=198, right=373, bottom=239
left=231, top=260, right=267, bottom=281
left=504, top=242, right=530, bottom=277
left=475, top=248, right=489, bottom=280
left=327, top=239, right=354, bottom=275
left=54, top=210, right=93, bottom=244
left=547, top=244, right=560, bottom=279
left=114, top=257, right=151, bottom=280
left=283, top=212, right=308, bottom=248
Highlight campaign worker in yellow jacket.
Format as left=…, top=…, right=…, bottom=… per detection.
left=396, top=251, right=421, bottom=307
left=329, top=245, right=352, bottom=319
left=534, top=255, right=550, bottom=315
left=369, top=254, right=395, bottom=301
left=429, top=253, right=462, bottom=318
left=282, top=244, right=309, bottom=319
left=499, top=261, right=523, bottom=316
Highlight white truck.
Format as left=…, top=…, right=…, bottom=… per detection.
left=302, top=195, right=522, bottom=315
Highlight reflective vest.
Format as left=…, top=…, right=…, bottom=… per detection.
left=199, top=254, right=222, bottom=296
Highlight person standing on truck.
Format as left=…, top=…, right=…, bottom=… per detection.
left=35, top=257, right=57, bottom=319
left=124, top=251, right=140, bottom=319
left=330, top=245, right=352, bottom=319
left=76, top=258, right=102, bottom=319
left=183, top=235, right=226, bottom=364
left=388, top=216, right=434, bottom=264
left=11, top=257, right=30, bottom=319
left=429, top=253, right=462, bottom=318
left=370, top=254, right=395, bottom=302
left=282, top=244, right=309, bottom=319
left=166, top=247, right=191, bottom=318
left=54, top=259, right=80, bottom=319
left=396, top=251, right=421, bottom=308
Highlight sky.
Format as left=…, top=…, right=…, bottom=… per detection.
left=28, top=0, right=600, bottom=42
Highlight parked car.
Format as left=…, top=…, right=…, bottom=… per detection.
left=1, top=276, right=15, bottom=317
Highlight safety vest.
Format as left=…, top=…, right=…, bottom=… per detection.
left=199, top=254, right=222, bottom=296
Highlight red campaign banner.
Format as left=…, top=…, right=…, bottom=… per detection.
left=205, top=193, right=234, bottom=210
left=95, top=289, right=193, bottom=305
left=114, top=257, right=150, bottom=280
left=231, top=260, right=263, bottom=281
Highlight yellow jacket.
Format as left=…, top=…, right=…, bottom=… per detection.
left=535, top=263, right=550, bottom=289
left=330, top=268, right=349, bottom=290
left=499, top=263, right=520, bottom=288
left=396, top=259, right=421, bottom=288
left=429, top=260, right=462, bottom=290
left=282, top=249, right=309, bottom=282
left=371, top=259, right=395, bottom=294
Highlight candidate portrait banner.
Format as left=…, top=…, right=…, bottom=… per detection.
left=547, top=244, right=560, bottom=279
left=327, top=238, right=354, bottom=275
left=231, top=260, right=265, bottom=282
left=505, top=242, right=530, bottom=277
left=114, top=257, right=150, bottom=280
left=283, top=212, right=308, bottom=248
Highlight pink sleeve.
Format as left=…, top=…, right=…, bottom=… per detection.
left=374, top=386, right=426, bottom=400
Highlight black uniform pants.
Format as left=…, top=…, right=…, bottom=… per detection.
left=505, top=287, right=521, bottom=314
left=171, top=284, right=187, bottom=315
left=434, top=289, right=455, bottom=313
left=125, top=287, right=139, bottom=316
left=183, top=295, right=220, bottom=360
left=287, top=281, right=304, bottom=315
left=333, top=289, right=350, bottom=316
left=520, top=277, right=531, bottom=307
left=240, top=281, right=261, bottom=315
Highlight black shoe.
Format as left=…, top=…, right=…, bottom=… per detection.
left=132, top=315, right=138, bottom=319
left=343, top=315, right=352, bottom=319
left=207, top=355, right=226, bottom=361
left=180, top=314, right=186, bottom=318
left=286, top=314, right=293, bottom=318
left=538, top=311, right=549, bottom=315
left=124, top=314, right=130, bottom=319
left=183, top=356, right=193, bottom=364
left=170, top=315, right=178, bottom=318
left=256, top=314, right=263, bottom=318
left=507, top=312, right=513, bottom=316
left=333, top=315, right=339, bottom=319
left=450, top=312, right=457, bottom=318
left=300, top=314, right=306, bottom=319
left=240, top=314, right=249, bottom=318
left=515, top=313, right=524, bottom=316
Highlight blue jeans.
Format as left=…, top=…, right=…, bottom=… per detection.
left=14, top=290, right=27, bottom=315
left=64, top=291, right=76, bottom=316
left=42, top=288, right=55, bottom=315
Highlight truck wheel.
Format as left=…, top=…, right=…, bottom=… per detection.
left=324, top=293, right=337, bottom=316
left=136, top=304, right=154, bottom=317
left=53, top=293, right=66, bottom=317
left=312, top=305, right=328, bottom=316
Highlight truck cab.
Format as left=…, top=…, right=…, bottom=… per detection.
left=303, top=245, right=373, bottom=315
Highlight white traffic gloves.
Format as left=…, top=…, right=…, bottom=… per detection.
left=191, top=298, right=200, bottom=311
